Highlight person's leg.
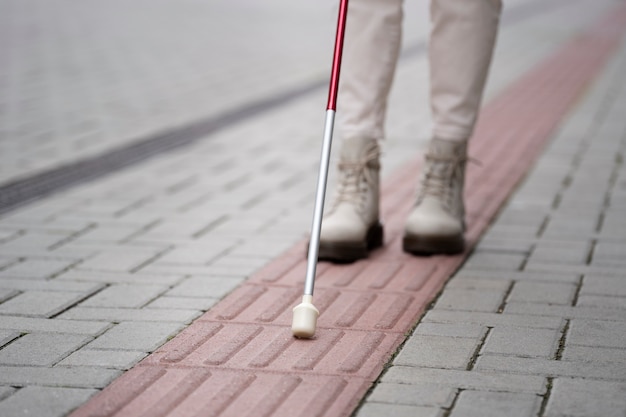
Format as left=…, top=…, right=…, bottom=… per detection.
left=403, top=0, right=502, bottom=255
left=319, top=0, right=403, bottom=262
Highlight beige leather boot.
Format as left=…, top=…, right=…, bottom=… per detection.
left=318, top=137, right=383, bottom=262
left=403, top=139, right=468, bottom=255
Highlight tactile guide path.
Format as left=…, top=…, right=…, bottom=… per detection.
left=70, top=5, right=626, bottom=417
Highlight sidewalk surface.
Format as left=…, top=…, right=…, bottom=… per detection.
left=1, top=0, right=625, bottom=416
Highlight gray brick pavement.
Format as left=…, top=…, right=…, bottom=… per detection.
left=449, top=391, right=542, bottom=417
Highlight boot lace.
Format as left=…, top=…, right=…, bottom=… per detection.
left=417, top=153, right=479, bottom=211
left=329, top=147, right=381, bottom=217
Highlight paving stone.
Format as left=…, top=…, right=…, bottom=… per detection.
left=366, top=383, right=456, bottom=407
left=0, top=366, right=121, bottom=388
left=0, top=316, right=110, bottom=335
left=434, top=287, right=508, bottom=313
left=449, top=391, right=542, bottom=417
left=0, top=386, right=98, bottom=417
left=0, top=258, right=75, bottom=279
left=454, top=269, right=581, bottom=284
left=461, top=252, right=527, bottom=271
left=579, top=275, right=626, bottom=297
left=58, top=349, right=148, bottom=370
left=56, top=270, right=185, bottom=286
left=567, top=319, right=626, bottom=348
left=57, top=307, right=201, bottom=323
left=423, top=310, right=564, bottom=329
left=481, top=326, right=561, bottom=358
left=524, top=262, right=626, bottom=276
left=414, top=323, right=487, bottom=339
left=394, top=334, right=484, bottom=369
left=504, top=302, right=626, bottom=321
left=79, top=284, right=167, bottom=308
left=138, top=263, right=247, bottom=278
left=0, top=233, right=69, bottom=255
left=78, top=248, right=166, bottom=273
left=0, top=291, right=90, bottom=318
left=475, top=355, right=626, bottom=380
left=575, top=293, right=626, bottom=308
left=0, top=278, right=104, bottom=293
left=165, top=275, right=245, bottom=299
left=145, top=295, right=220, bottom=311
left=86, top=321, right=185, bottom=352
left=591, top=242, right=626, bottom=265
left=507, top=281, right=578, bottom=305
left=382, top=367, right=547, bottom=394
left=474, top=238, right=535, bottom=253
left=545, top=378, right=626, bottom=417
left=155, top=242, right=235, bottom=265
left=529, top=241, right=592, bottom=265
left=0, top=333, right=91, bottom=366
left=481, top=224, right=541, bottom=240
left=356, top=403, right=443, bottom=417
left=562, top=345, right=626, bottom=363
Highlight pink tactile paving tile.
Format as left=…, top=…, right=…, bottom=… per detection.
left=70, top=5, right=626, bottom=417
left=73, top=367, right=369, bottom=417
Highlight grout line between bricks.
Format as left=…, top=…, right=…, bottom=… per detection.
left=537, top=377, right=554, bottom=417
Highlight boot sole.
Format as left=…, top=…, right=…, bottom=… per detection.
left=316, top=222, right=384, bottom=263
left=402, top=233, right=464, bottom=256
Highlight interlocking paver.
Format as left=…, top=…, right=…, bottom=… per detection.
left=561, top=345, right=626, bottom=364
left=566, top=319, right=626, bottom=349
left=357, top=403, right=443, bottom=417
left=0, top=291, right=93, bottom=318
left=423, top=309, right=565, bottom=329
left=449, top=391, right=542, bottom=417
left=0, top=258, right=76, bottom=279
left=85, top=322, right=185, bottom=352
left=0, top=333, right=91, bottom=366
left=365, top=383, right=456, bottom=408
left=545, top=378, right=626, bottom=417
left=393, top=334, right=485, bottom=369
left=57, top=307, right=200, bottom=323
left=575, top=294, right=626, bottom=309
left=504, top=303, right=626, bottom=321
left=58, top=349, right=148, bottom=370
left=480, top=326, right=561, bottom=358
left=0, top=386, right=99, bottom=417
left=0, top=366, right=121, bottom=389
left=165, top=276, right=246, bottom=299
left=455, top=269, right=581, bottom=284
left=507, top=281, right=578, bottom=305
left=78, top=284, right=167, bottom=308
left=77, top=248, right=168, bottom=273
left=433, top=286, right=509, bottom=313
left=475, top=355, right=626, bottom=380
left=382, top=367, right=547, bottom=394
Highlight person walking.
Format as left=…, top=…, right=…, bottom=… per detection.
left=318, top=0, right=502, bottom=262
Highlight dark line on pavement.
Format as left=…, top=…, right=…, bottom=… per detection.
left=0, top=0, right=574, bottom=215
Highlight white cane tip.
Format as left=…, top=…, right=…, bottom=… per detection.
left=292, top=298, right=319, bottom=339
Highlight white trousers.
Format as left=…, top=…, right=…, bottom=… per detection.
left=338, top=0, right=502, bottom=143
